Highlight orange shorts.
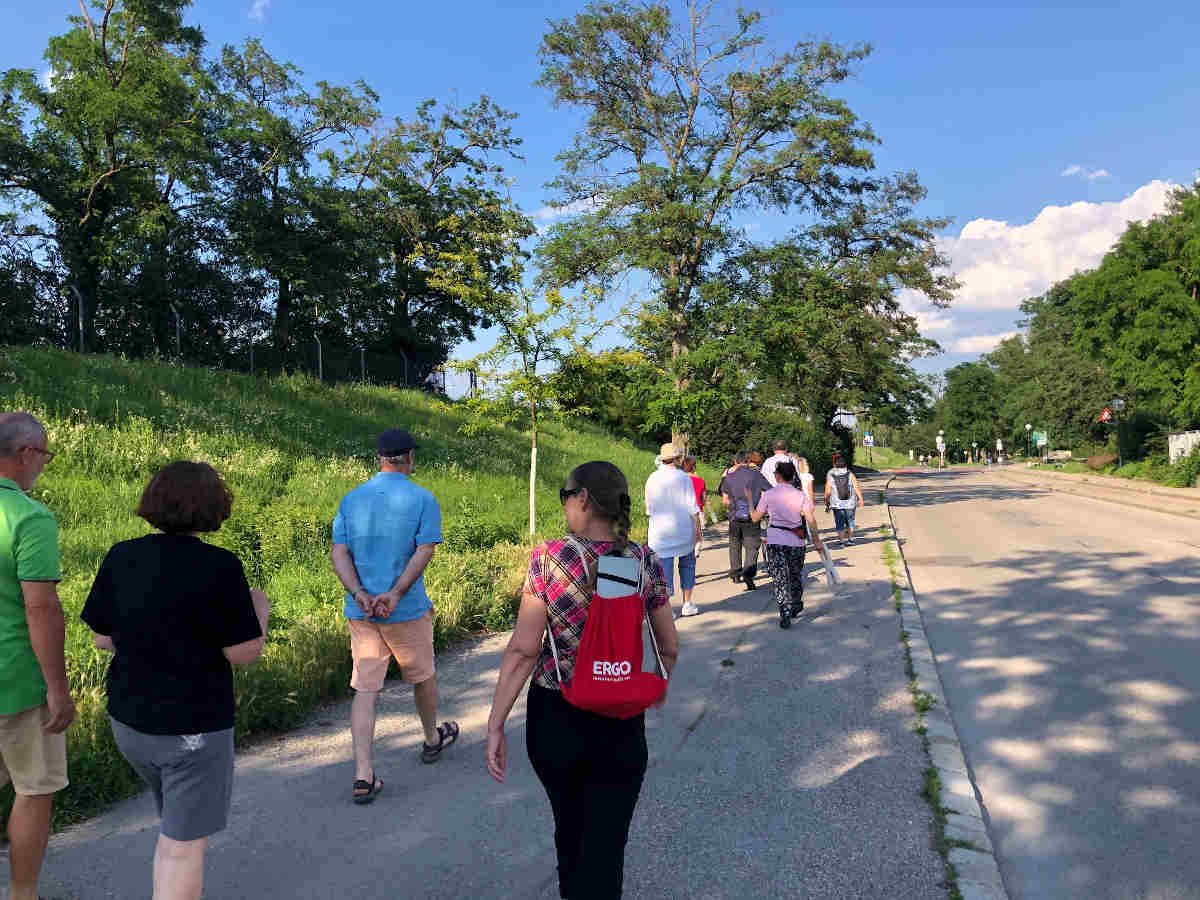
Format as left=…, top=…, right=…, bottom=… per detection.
left=348, top=613, right=435, bottom=691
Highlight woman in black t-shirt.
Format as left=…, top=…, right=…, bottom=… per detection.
left=82, top=461, right=270, bottom=900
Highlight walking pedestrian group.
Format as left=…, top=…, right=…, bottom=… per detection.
left=2, top=408, right=867, bottom=900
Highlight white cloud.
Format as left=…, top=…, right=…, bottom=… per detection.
left=1062, top=163, right=1111, bottom=180
left=939, top=179, right=1173, bottom=312
left=532, top=196, right=603, bottom=222
left=950, top=332, right=1019, bottom=353
left=39, top=68, right=56, bottom=91
left=914, top=309, right=953, bottom=333
left=248, top=0, right=271, bottom=21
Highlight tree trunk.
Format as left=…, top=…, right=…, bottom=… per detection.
left=528, top=434, right=538, bottom=537
left=668, top=279, right=691, bottom=454
left=273, top=276, right=293, bottom=361
left=64, top=231, right=100, bottom=353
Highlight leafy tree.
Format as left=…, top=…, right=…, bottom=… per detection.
left=326, top=96, right=533, bottom=378
left=535, top=1, right=921, bottom=444
left=550, top=348, right=667, bottom=443
left=0, top=236, right=62, bottom=345
left=460, top=286, right=608, bottom=535
left=941, top=361, right=999, bottom=450
left=986, top=291, right=1115, bottom=453
left=213, top=39, right=379, bottom=360
left=0, top=0, right=211, bottom=351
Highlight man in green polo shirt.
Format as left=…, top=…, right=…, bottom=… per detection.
left=0, top=412, right=74, bottom=900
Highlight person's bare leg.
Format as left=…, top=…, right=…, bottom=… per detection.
left=350, top=689, right=379, bottom=782
left=413, top=676, right=440, bottom=746
left=8, top=792, right=53, bottom=900
left=681, top=587, right=694, bottom=606
left=153, top=834, right=207, bottom=900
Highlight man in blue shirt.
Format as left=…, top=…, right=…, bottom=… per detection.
left=330, top=429, right=457, bottom=804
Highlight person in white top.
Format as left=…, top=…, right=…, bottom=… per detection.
left=644, top=443, right=703, bottom=617
left=823, top=452, right=865, bottom=546
left=788, top=453, right=815, bottom=505
left=760, top=440, right=791, bottom=486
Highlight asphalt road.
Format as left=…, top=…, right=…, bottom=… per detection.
left=889, top=470, right=1200, bottom=900
left=39, top=483, right=945, bottom=899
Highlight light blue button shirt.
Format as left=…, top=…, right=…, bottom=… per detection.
left=332, top=473, right=442, bottom=623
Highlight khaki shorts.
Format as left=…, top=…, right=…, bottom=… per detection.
left=348, top=612, right=435, bottom=691
left=0, top=704, right=69, bottom=796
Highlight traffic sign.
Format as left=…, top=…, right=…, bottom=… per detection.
left=1099, top=407, right=1113, bottom=423
left=1033, top=430, right=1048, bottom=447
left=863, top=433, right=874, bottom=447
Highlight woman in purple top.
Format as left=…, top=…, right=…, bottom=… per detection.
left=747, top=460, right=827, bottom=629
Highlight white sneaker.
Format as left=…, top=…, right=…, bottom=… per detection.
left=681, top=601, right=700, bottom=617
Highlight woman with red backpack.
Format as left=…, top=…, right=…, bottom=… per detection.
left=486, top=461, right=679, bottom=900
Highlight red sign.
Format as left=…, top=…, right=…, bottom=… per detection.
left=1098, top=407, right=1113, bottom=423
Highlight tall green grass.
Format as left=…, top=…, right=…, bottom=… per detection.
left=1, top=346, right=724, bottom=825
left=858, top=445, right=916, bottom=470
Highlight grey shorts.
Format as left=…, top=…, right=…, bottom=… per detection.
left=110, top=717, right=235, bottom=841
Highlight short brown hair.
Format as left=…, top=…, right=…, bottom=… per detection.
left=749, top=450, right=764, bottom=466
left=136, top=461, right=233, bottom=534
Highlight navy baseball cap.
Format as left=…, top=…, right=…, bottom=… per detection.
left=377, top=429, right=419, bottom=456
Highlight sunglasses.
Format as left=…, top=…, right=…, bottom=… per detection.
left=22, top=446, right=56, bottom=462
left=559, top=486, right=583, bottom=505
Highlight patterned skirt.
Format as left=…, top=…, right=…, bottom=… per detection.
left=765, top=543, right=807, bottom=612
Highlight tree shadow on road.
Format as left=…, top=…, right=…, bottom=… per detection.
left=908, top=543, right=1200, bottom=900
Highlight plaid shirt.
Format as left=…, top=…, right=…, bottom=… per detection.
left=527, top=537, right=669, bottom=690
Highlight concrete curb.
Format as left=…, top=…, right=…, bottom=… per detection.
left=883, top=476, right=1010, bottom=900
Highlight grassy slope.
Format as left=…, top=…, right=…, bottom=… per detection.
left=857, top=446, right=915, bottom=470
left=1, top=346, right=724, bottom=825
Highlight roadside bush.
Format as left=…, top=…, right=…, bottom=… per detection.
left=1175, top=446, right=1200, bottom=488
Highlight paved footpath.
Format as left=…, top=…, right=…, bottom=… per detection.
left=38, top=477, right=945, bottom=899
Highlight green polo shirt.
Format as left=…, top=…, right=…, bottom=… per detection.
left=0, top=476, right=61, bottom=715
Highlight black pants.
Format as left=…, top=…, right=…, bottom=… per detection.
left=728, top=518, right=762, bottom=580
left=526, top=683, right=648, bottom=900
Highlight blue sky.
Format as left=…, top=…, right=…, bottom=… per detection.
left=6, top=0, right=1199, bottom=390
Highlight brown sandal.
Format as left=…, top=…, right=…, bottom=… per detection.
left=352, top=773, right=383, bottom=804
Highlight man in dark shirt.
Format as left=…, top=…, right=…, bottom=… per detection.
left=718, top=451, right=772, bottom=590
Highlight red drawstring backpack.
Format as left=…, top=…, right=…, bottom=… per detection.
left=547, top=539, right=668, bottom=719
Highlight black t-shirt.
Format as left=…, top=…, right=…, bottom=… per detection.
left=718, top=467, right=772, bottom=520
left=81, top=534, right=262, bottom=735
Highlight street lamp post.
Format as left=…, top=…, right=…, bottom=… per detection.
left=937, top=429, right=945, bottom=468
left=1025, top=423, right=1032, bottom=460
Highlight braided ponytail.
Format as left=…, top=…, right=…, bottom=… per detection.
left=614, top=494, right=632, bottom=552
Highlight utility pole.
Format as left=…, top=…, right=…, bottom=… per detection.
left=69, top=284, right=85, bottom=353
left=313, top=302, right=322, bottom=382
left=169, top=302, right=182, bottom=359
